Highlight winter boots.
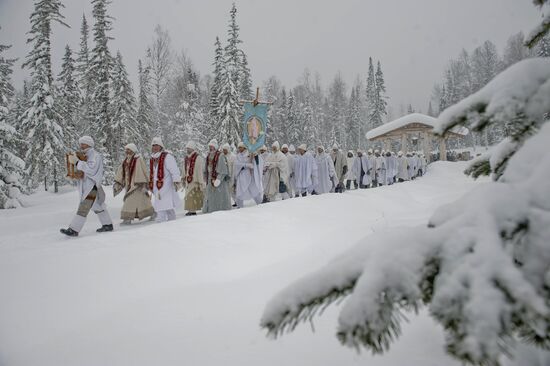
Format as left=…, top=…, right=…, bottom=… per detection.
left=60, top=227, right=79, bottom=237
left=96, top=224, right=113, bottom=233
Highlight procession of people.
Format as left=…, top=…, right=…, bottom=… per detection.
left=60, top=135, right=429, bottom=236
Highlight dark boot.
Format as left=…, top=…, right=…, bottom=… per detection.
left=96, top=224, right=113, bottom=233
left=60, top=227, right=78, bottom=237
left=185, top=212, right=197, bottom=216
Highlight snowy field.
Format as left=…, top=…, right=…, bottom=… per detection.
left=0, top=162, right=484, bottom=366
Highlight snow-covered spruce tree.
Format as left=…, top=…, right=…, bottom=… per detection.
left=346, top=82, right=362, bottom=149
left=89, top=0, right=115, bottom=183
left=261, top=32, right=550, bottom=366
left=136, top=59, right=153, bottom=149
left=146, top=24, right=173, bottom=138
left=375, top=61, right=388, bottom=123
left=240, top=51, right=253, bottom=100
left=110, top=51, right=140, bottom=163
left=56, top=45, right=79, bottom=149
left=0, top=38, right=25, bottom=208
left=224, top=3, right=243, bottom=95
left=209, top=36, right=223, bottom=128
left=76, top=14, right=93, bottom=132
left=365, top=57, right=381, bottom=131
left=286, top=90, right=299, bottom=146
left=21, top=0, right=68, bottom=192
left=215, top=62, right=241, bottom=146
left=327, top=72, right=347, bottom=147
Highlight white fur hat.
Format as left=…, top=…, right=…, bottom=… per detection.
left=298, top=144, right=307, bottom=151
left=281, top=144, right=289, bottom=150
left=237, top=142, right=246, bottom=148
left=398, top=151, right=403, bottom=156
left=79, top=135, right=94, bottom=147
left=374, top=149, right=380, bottom=154
left=272, top=141, right=280, bottom=150
left=186, top=141, right=198, bottom=150
left=367, top=148, right=373, bottom=154
left=151, top=137, right=164, bottom=149
left=332, top=143, right=339, bottom=150
left=208, top=139, right=219, bottom=149
left=124, top=143, right=138, bottom=153
left=289, top=144, right=296, bottom=152
left=222, top=143, right=231, bottom=151
left=259, top=145, right=268, bottom=151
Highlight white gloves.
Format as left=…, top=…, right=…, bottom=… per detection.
left=174, top=182, right=183, bottom=192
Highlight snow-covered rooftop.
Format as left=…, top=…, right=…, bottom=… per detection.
left=366, top=113, right=468, bottom=140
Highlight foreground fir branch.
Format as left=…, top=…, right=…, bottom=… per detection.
left=261, top=57, right=550, bottom=366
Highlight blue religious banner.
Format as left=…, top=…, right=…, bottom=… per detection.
left=242, top=101, right=268, bottom=153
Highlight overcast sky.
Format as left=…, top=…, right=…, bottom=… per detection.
left=0, top=0, right=543, bottom=115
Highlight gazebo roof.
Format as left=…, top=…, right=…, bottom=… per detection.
left=366, top=113, right=468, bottom=140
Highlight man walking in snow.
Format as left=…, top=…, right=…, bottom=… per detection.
left=330, top=144, right=348, bottom=193
left=281, top=144, right=295, bottom=199
left=396, top=151, right=410, bottom=182
left=149, top=137, right=182, bottom=222
left=182, top=141, right=205, bottom=216
left=294, top=144, right=318, bottom=196
left=314, top=146, right=338, bottom=194
left=263, top=141, right=289, bottom=202
left=234, top=142, right=263, bottom=208
left=345, top=150, right=357, bottom=190
left=113, top=143, right=154, bottom=224
left=203, top=139, right=232, bottom=213
left=352, top=149, right=371, bottom=189
left=221, top=143, right=237, bottom=206
left=374, top=149, right=387, bottom=187
left=60, top=136, right=113, bottom=236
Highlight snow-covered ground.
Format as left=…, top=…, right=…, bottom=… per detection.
left=0, top=162, right=483, bottom=366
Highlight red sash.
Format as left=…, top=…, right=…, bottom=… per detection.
left=122, top=156, right=138, bottom=187
left=149, top=152, right=167, bottom=191
left=206, top=151, right=221, bottom=186
left=185, top=152, right=198, bottom=184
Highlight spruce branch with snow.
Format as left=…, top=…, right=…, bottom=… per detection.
left=261, top=11, right=550, bottom=365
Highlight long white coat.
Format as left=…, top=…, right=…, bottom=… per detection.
left=397, top=156, right=410, bottom=181
left=75, top=148, right=106, bottom=209
left=375, top=156, right=387, bottom=185
left=234, top=151, right=263, bottom=201
left=352, top=155, right=370, bottom=186
left=151, top=152, right=182, bottom=212
left=314, top=152, right=337, bottom=194
left=285, top=153, right=296, bottom=194
left=294, top=151, right=318, bottom=193
left=345, top=155, right=356, bottom=181
left=224, top=152, right=236, bottom=183
left=407, top=156, right=416, bottom=178
left=264, top=150, right=289, bottom=197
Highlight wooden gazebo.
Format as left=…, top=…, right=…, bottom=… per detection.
left=365, top=113, right=468, bottom=161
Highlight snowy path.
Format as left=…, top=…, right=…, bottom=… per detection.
left=0, top=162, right=482, bottom=366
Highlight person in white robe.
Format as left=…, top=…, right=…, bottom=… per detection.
left=233, top=142, right=263, bottom=208
left=182, top=141, right=205, bottom=216
left=397, top=151, right=410, bottom=182
left=374, top=150, right=387, bottom=187
left=263, top=141, right=289, bottom=202
left=352, top=150, right=371, bottom=189
left=345, top=150, right=357, bottom=190
left=366, top=149, right=376, bottom=187
left=418, top=153, right=428, bottom=176
left=281, top=144, right=295, bottom=199
left=150, top=137, right=182, bottom=222
left=294, top=144, right=318, bottom=196
left=384, top=151, right=396, bottom=186
left=330, top=144, right=348, bottom=193
left=407, top=152, right=416, bottom=180
left=60, top=136, right=113, bottom=236
left=258, top=145, right=270, bottom=202
left=314, top=146, right=337, bottom=194
left=222, top=143, right=237, bottom=206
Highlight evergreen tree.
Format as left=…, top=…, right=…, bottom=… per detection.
left=110, top=51, right=139, bottom=164
left=76, top=14, right=92, bottom=131
left=537, top=33, right=550, bottom=57
left=346, top=84, right=362, bottom=149
left=56, top=45, right=79, bottom=149
left=503, top=32, right=533, bottom=68
left=224, top=3, right=243, bottom=92
left=21, top=0, right=68, bottom=192
left=365, top=57, right=380, bottom=130
left=327, top=72, right=347, bottom=147
left=0, top=37, right=25, bottom=208
left=146, top=24, right=173, bottom=137
left=427, top=101, right=435, bottom=117
left=136, top=59, right=153, bottom=149
left=375, top=61, right=388, bottom=122
left=240, top=51, right=253, bottom=100
left=216, top=63, right=241, bottom=145
left=407, top=104, right=415, bottom=114
left=89, top=0, right=115, bottom=182
left=209, top=36, right=223, bottom=125
left=286, top=90, right=299, bottom=145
